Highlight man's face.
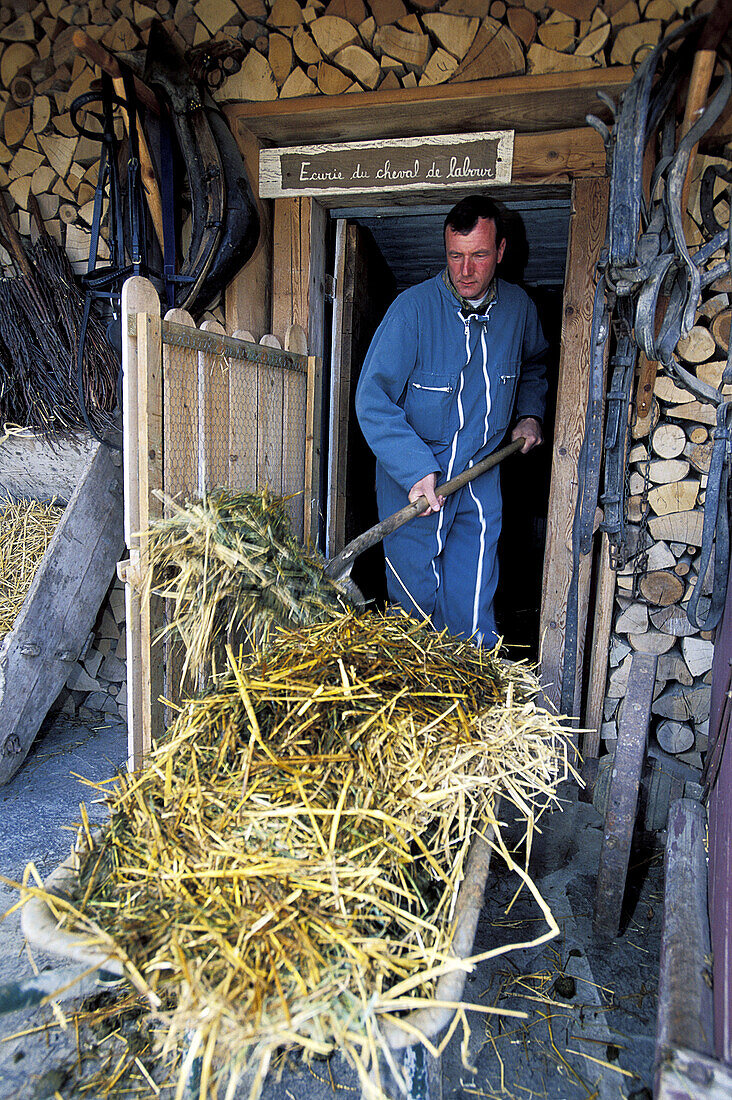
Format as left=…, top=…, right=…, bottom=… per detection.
left=445, top=217, right=506, bottom=300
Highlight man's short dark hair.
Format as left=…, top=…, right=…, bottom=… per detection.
left=444, top=195, right=505, bottom=247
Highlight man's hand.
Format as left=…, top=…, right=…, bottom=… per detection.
left=512, top=417, right=543, bottom=453
left=409, top=472, right=445, bottom=516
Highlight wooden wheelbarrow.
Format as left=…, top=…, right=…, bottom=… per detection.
left=14, top=832, right=497, bottom=1100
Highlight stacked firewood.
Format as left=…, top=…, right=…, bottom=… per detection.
left=0, top=0, right=714, bottom=282
left=603, top=275, right=731, bottom=780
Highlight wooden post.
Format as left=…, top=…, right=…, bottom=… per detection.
left=539, top=176, right=609, bottom=713
left=655, top=798, right=714, bottom=1087
left=594, top=652, right=657, bottom=938
left=121, top=276, right=161, bottom=771
left=583, top=532, right=616, bottom=765
left=225, top=125, right=272, bottom=341
left=137, top=307, right=164, bottom=753
left=304, top=354, right=323, bottom=546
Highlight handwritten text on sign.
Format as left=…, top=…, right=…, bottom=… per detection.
left=259, top=132, right=514, bottom=199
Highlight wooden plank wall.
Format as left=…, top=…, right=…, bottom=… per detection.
left=539, top=176, right=609, bottom=716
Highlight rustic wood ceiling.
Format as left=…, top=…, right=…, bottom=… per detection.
left=331, top=187, right=572, bottom=289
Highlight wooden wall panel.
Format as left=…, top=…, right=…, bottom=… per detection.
left=225, top=126, right=272, bottom=341
left=539, top=176, right=609, bottom=714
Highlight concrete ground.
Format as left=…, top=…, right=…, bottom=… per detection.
left=0, top=714, right=663, bottom=1100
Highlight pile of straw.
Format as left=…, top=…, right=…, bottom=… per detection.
left=0, top=495, right=64, bottom=636
left=47, top=610, right=574, bottom=1099
left=140, top=489, right=351, bottom=684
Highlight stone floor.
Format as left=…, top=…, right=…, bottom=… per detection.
left=0, top=713, right=663, bottom=1100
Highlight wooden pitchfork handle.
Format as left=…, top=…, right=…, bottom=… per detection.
left=324, top=437, right=525, bottom=583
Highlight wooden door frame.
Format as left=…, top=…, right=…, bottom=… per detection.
left=291, top=175, right=608, bottom=718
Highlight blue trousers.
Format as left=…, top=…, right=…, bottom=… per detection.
left=377, top=464, right=501, bottom=646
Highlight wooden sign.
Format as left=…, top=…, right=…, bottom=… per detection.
left=259, top=131, right=513, bottom=199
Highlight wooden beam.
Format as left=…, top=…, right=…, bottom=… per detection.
left=655, top=799, right=714, bottom=1086
left=225, top=126, right=272, bottom=341
left=121, top=275, right=161, bottom=772
left=271, top=196, right=328, bottom=346
left=539, top=176, right=609, bottom=713
left=224, top=67, right=632, bottom=146
left=583, top=532, right=615, bottom=762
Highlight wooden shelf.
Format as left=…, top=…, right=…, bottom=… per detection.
left=223, top=67, right=633, bottom=147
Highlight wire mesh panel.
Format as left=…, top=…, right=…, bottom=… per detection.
left=122, top=277, right=320, bottom=766
left=158, top=314, right=311, bottom=540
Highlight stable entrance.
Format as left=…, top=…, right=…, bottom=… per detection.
left=325, top=189, right=572, bottom=658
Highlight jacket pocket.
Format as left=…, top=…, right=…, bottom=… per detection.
left=491, top=367, right=519, bottom=433
left=403, top=374, right=455, bottom=445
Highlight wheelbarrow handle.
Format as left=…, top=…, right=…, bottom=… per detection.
left=324, top=437, right=525, bottom=582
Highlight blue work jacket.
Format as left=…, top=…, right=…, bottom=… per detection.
left=355, top=272, right=549, bottom=495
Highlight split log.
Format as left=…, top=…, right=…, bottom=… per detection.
left=575, top=19, right=610, bottom=56
left=681, top=635, right=714, bottom=677
left=419, top=46, right=459, bottom=83
left=279, top=66, right=318, bottom=96
left=372, top=25, right=431, bottom=70
left=607, top=652, right=633, bottom=697
left=656, top=719, right=695, bottom=754
left=219, top=51, right=278, bottom=100
left=310, top=15, right=359, bottom=56
left=269, top=32, right=294, bottom=85
left=615, top=601, right=649, bottom=633
left=647, top=480, right=699, bottom=517
left=648, top=458, right=690, bottom=484
left=451, top=17, right=525, bottom=80
left=507, top=7, right=537, bottom=45
left=599, top=720, right=617, bottom=740
left=645, top=541, right=677, bottom=571
left=629, top=470, right=646, bottom=495
left=688, top=441, right=712, bottom=474
left=4, top=106, right=30, bottom=147
left=654, top=374, right=694, bottom=403
left=657, top=652, right=694, bottom=686
left=0, top=42, right=36, bottom=89
left=648, top=509, right=704, bottom=549
left=317, top=60, right=352, bottom=93
left=369, top=0, right=408, bottom=24
left=359, top=15, right=376, bottom=42
left=292, top=25, right=322, bottom=63
left=397, top=9, right=421, bottom=27
left=380, top=69, right=401, bottom=88
left=537, top=11, right=576, bottom=52
left=422, top=12, right=479, bottom=58
left=38, top=133, right=77, bottom=178
left=651, top=422, right=686, bottom=459
left=677, top=324, right=716, bottom=362
left=610, top=19, right=661, bottom=65
left=268, top=0, right=305, bottom=27
left=527, top=42, right=595, bottom=72
left=325, top=0, right=367, bottom=19
left=652, top=683, right=711, bottom=723
left=628, top=442, right=649, bottom=463
left=667, top=400, right=717, bottom=426
left=32, top=95, right=51, bottom=134
left=639, top=570, right=685, bottom=607
left=711, top=307, right=730, bottom=353
left=629, top=629, right=676, bottom=655
left=335, top=44, right=381, bottom=87
left=696, top=360, right=727, bottom=389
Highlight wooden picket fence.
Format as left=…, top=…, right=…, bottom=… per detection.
left=120, top=276, right=323, bottom=769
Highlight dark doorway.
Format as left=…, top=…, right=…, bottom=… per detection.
left=326, top=193, right=569, bottom=656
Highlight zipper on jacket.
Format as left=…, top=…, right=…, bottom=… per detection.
left=411, top=381, right=453, bottom=393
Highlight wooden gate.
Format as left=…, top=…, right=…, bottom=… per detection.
left=120, top=276, right=323, bottom=769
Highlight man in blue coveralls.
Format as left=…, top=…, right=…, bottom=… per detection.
left=354, top=195, right=548, bottom=647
